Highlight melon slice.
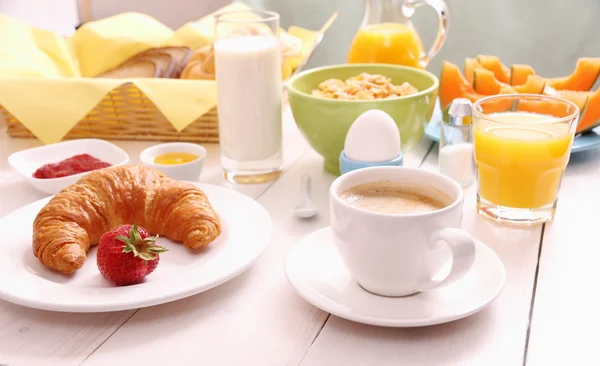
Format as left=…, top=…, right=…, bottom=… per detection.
left=463, top=57, right=483, bottom=85
left=546, top=58, right=600, bottom=91
left=514, top=75, right=546, bottom=94
left=477, top=96, right=517, bottom=114
left=476, top=55, right=510, bottom=83
left=473, top=69, right=544, bottom=95
left=439, top=61, right=485, bottom=108
left=510, top=64, right=536, bottom=86
left=544, top=86, right=589, bottom=111
left=517, top=97, right=588, bottom=123
left=498, top=86, right=516, bottom=94
left=555, top=89, right=599, bottom=133
left=473, top=68, right=505, bottom=94
left=541, top=86, right=591, bottom=132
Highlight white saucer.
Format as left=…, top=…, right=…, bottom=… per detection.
left=285, top=227, right=506, bottom=327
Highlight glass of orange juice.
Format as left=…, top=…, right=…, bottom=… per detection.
left=347, top=0, right=449, bottom=68
left=472, top=94, right=580, bottom=225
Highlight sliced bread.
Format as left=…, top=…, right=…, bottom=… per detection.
left=141, top=47, right=193, bottom=78
left=133, top=52, right=175, bottom=78
left=97, top=59, right=161, bottom=78
left=96, top=46, right=192, bottom=79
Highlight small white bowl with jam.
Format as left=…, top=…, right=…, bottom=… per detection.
left=140, top=142, right=207, bottom=181
left=8, top=139, right=129, bottom=195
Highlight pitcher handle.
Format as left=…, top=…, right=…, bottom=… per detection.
left=404, top=0, right=449, bottom=68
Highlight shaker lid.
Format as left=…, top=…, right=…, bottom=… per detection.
left=448, top=98, right=473, bottom=126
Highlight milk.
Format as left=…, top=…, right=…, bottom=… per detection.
left=214, top=35, right=283, bottom=162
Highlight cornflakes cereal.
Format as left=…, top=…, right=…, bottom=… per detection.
left=311, top=72, right=419, bottom=100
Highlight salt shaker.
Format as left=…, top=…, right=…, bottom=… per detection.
left=439, top=98, right=475, bottom=187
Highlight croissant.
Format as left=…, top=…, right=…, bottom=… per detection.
left=32, top=165, right=221, bottom=274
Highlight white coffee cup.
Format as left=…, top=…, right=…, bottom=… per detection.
left=329, top=166, right=476, bottom=297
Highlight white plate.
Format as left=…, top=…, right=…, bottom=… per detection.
left=286, top=227, right=506, bottom=327
left=8, top=138, right=130, bottom=195
left=0, top=183, right=271, bottom=312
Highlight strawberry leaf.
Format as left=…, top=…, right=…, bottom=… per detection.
left=130, top=223, right=143, bottom=244
left=147, top=246, right=169, bottom=253
left=122, top=243, right=136, bottom=254
left=113, top=224, right=166, bottom=261
left=142, top=235, right=159, bottom=245
left=138, top=252, right=157, bottom=261
left=116, top=235, right=131, bottom=245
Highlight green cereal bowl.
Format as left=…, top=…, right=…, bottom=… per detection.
left=287, top=64, right=439, bottom=175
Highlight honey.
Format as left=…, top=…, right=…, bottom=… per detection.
left=154, top=152, right=199, bottom=165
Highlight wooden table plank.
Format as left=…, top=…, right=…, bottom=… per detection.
left=0, top=301, right=133, bottom=366
left=0, top=108, right=307, bottom=366
left=79, top=137, right=433, bottom=366
left=299, top=144, right=543, bottom=366
left=525, top=148, right=600, bottom=366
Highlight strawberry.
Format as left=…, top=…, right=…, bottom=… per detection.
left=96, top=223, right=168, bottom=286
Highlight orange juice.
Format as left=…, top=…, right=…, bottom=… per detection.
left=474, top=112, right=573, bottom=209
left=347, top=23, right=424, bottom=68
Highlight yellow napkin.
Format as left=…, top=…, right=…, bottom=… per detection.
left=0, top=78, right=217, bottom=143
left=70, top=12, right=175, bottom=78
left=167, top=2, right=251, bottom=51
left=0, top=2, right=335, bottom=145
left=0, top=14, right=78, bottom=77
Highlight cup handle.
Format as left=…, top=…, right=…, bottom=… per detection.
left=416, top=228, right=476, bottom=291
left=404, top=0, right=449, bottom=68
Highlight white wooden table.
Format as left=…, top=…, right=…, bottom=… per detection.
left=1, top=108, right=599, bottom=366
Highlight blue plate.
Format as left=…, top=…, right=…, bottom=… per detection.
left=424, top=105, right=600, bottom=154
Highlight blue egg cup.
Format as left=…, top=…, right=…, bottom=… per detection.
left=339, top=151, right=404, bottom=175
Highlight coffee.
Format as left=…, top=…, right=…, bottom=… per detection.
left=339, top=180, right=452, bottom=214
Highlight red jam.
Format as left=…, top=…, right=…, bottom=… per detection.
left=33, top=154, right=111, bottom=179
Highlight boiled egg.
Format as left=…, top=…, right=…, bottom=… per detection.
left=344, top=110, right=401, bottom=162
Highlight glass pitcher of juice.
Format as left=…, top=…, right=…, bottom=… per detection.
left=347, top=0, right=449, bottom=68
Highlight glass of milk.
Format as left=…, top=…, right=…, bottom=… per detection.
left=214, top=10, right=283, bottom=184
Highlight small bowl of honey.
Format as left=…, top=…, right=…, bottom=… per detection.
left=140, top=142, right=207, bottom=181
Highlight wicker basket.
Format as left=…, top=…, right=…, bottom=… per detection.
left=3, top=82, right=221, bottom=143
